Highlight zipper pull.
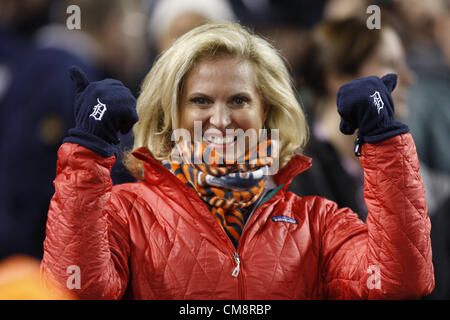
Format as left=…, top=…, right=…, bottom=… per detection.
left=354, top=136, right=364, bottom=157
left=232, top=252, right=240, bottom=278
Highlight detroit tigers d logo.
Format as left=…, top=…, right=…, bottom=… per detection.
left=90, top=98, right=107, bottom=121
left=370, top=91, right=384, bottom=114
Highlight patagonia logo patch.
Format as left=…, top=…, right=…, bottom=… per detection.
left=271, top=216, right=298, bottom=224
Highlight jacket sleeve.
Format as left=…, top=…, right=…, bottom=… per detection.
left=41, top=143, right=131, bottom=299
left=319, top=133, right=434, bottom=299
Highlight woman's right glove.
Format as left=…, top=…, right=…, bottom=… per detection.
left=63, top=66, right=138, bottom=157
left=336, top=73, right=409, bottom=156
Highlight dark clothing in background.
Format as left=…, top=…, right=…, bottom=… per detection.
left=407, top=72, right=450, bottom=176
left=424, top=196, right=450, bottom=299
left=288, top=135, right=368, bottom=222
left=0, top=46, right=134, bottom=260
left=0, top=26, right=31, bottom=102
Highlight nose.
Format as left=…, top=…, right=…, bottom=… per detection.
left=209, top=103, right=232, bottom=130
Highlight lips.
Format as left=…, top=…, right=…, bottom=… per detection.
left=204, top=134, right=237, bottom=150
left=205, top=135, right=235, bottom=144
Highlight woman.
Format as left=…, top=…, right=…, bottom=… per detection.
left=41, top=22, right=433, bottom=299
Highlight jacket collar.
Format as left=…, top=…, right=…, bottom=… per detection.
left=131, top=147, right=312, bottom=191
left=273, top=153, right=312, bottom=191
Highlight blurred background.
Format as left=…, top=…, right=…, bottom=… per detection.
left=0, top=0, right=448, bottom=299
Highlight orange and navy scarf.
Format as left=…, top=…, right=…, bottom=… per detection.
left=163, top=139, right=276, bottom=248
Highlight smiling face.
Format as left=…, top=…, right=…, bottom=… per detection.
left=179, top=56, right=267, bottom=160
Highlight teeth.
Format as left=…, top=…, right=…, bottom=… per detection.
left=207, top=135, right=234, bottom=144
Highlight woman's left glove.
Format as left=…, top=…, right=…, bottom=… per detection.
left=63, top=66, right=138, bottom=157
left=336, top=73, right=409, bottom=156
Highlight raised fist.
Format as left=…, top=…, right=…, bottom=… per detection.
left=64, top=66, right=138, bottom=157
left=336, top=74, right=409, bottom=155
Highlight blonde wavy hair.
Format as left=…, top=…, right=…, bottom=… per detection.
left=124, top=22, right=309, bottom=179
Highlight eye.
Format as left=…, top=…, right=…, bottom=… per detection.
left=235, top=97, right=245, bottom=104
left=191, top=97, right=208, bottom=104
left=231, top=95, right=249, bottom=107
left=189, top=96, right=213, bottom=108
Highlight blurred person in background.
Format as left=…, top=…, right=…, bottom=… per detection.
left=322, top=0, right=368, bottom=20
left=0, top=0, right=55, bottom=260
left=226, top=0, right=327, bottom=92
left=146, top=0, right=328, bottom=92
left=0, top=0, right=51, bottom=102
left=420, top=5, right=450, bottom=298
left=289, top=15, right=450, bottom=298
left=288, top=16, right=450, bottom=222
left=381, top=0, right=450, bottom=299
left=379, top=0, right=450, bottom=176
left=141, top=0, right=236, bottom=99
left=0, top=0, right=148, bottom=261
left=397, top=0, right=450, bottom=177
left=147, top=0, right=235, bottom=54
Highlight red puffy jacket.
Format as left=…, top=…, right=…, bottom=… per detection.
left=41, top=133, right=434, bottom=299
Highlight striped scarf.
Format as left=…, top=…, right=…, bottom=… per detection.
left=163, top=139, right=276, bottom=248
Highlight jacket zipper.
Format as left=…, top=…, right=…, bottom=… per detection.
left=231, top=189, right=270, bottom=298
left=232, top=251, right=246, bottom=300
left=186, top=190, right=244, bottom=291
left=202, top=186, right=280, bottom=299
left=194, top=197, right=246, bottom=298
left=231, top=193, right=265, bottom=278
left=233, top=185, right=282, bottom=299
left=232, top=252, right=240, bottom=278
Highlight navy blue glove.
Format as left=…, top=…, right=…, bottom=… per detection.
left=336, top=73, right=409, bottom=156
left=64, top=66, right=138, bottom=157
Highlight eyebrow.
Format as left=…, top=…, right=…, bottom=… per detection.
left=231, top=91, right=252, bottom=97
left=188, top=91, right=252, bottom=98
left=188, top=92, right=213, bottom=99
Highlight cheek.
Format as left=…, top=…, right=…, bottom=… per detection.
left=232, top=108, right=264, bottom=131
left=180, top=107, right=208, bottom=131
